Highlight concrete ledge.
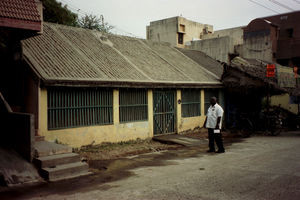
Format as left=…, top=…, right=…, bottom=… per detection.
left=34, top=141, right=72, bottom=157
left=153, top=134, right=206, bottom=147
left=34, top=153, right=80, bottom=168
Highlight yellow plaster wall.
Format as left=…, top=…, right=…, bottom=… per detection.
left=176, top=90, right=181, bottom=132
left=270, top=93, right=298, bottom=114
left=38, top=88, right=154, bottom=148
left=201, top=89, right=205, bottom=116
left=177, top=89, right=206, bottom=134
left=39, top=88, right=47, bottom=133
left=38, top=88, right=210, bottom=147
left=147, top=90, right=154, bottom=138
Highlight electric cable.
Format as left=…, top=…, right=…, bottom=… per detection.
left=248, top=0, right=280, bottom=14
left=268, top=0, right=294, bottom=11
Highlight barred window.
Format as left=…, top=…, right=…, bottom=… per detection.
left=119, top=89, right=148, bottom=123
left=48, top=88, right=113, bottom=130
left=181, top=89, right=201, bottom=117
left=204, top=89, right=219, bottom=114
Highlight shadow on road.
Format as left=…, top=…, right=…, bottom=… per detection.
left=0, top=137, right=243, bottom=199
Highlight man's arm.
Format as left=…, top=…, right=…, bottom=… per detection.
left=215, top=117, right=221, bottom=129
left=203, top=117, right=207, bottom=128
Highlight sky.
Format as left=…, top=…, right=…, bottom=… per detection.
left=57, top=0, right=300, bottom=38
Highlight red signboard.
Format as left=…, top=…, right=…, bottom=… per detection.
left=266, top=64, right=276, bottom=77
left=294, top=66, right=298, bottom=78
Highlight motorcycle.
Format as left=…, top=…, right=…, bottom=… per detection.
left=261, top=108, right=283, bottom=136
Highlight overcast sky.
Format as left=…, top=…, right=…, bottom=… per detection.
left=57, top=0, right=300, bottom=38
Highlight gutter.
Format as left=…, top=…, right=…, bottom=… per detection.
left=41, top=79, right=223, bottom=89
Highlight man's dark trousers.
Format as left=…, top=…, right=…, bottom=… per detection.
left=208, top=128, right=225, bottom=152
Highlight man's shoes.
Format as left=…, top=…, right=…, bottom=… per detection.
left=206, top=150, right=215, bottom=153
left=216, top=150, right=225, bottom=153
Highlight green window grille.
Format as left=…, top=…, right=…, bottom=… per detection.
left=181, top=89, right=201, bottom=117
left=48, top=88, right=113, bottom=130
left=119, top=89, right=148, bottom=123
left=204, top=89, right=219, bottom=114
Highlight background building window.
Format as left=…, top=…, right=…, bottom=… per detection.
left=287, top=28, right=293, bottom=38
left=48, top=88, right=113, bottom=130
left=178, top=33, right=184, bottom=44
left=119, top=89, right=148, bottom=123
left=179, top=24, right=185, bottom=32
left=181, top=89, right=201, bottom=117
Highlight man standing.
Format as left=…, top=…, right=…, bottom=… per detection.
left=203, top=97, right=225, bottom=153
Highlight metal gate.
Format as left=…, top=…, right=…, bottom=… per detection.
left=153, top=90, right=176, bottom=135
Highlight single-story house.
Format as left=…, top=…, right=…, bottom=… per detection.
left=222, top=56, right=298, bottom=128
left=20, top=22, right=224, bottom=147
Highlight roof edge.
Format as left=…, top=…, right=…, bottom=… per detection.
left=41, top=79, right=223, bottom=89
left=0, top=17, right=41, bottom=31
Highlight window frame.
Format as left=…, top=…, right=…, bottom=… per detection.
left=47, top=88, right=113, bottom=130
left=178, top=32, right=184, bottom=44
left=181, top=89, right=201, bottom=118
left=119, top=88, right=148, bottom=123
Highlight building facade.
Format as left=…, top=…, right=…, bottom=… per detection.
left=188, top=27, right=244, bottom=64
left=188, top=11, right=300, bottom=68
left=21, top=23, right=223, bottom=148
left=238, top=18, right=278, bottom=63
left=264, top=11, right=300, bottom=68
left=146, top=16, right=213, bottom=48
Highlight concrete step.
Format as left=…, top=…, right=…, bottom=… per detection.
left=50, top=171, right=92, bottom=182
left=34, top=141, right=72, bottom=157
left=34, top=153, right=80, bottom=168
left=40, top=162, right=89, bottom=181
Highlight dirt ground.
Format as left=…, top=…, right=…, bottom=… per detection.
left=75, top=138, right=181, bottom=161
left=75, top=129, right=239, bottom=162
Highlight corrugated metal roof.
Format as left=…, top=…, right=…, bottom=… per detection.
left=231, top=57, right=276, bottom=83
left=144, top=41, right=219, bottom=82
left=176, top=48, right=223, bottom=79
left=22, top=23, right=221, bottom=87
left=229, top=57, right=297, bottom=93
left=0, top=0, right=40, bottom=22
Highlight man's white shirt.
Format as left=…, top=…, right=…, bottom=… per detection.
left=206, top=103, right=224, bottom=129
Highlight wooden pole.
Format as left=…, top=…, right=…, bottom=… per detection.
left=266, top=83, right=270, bottom=113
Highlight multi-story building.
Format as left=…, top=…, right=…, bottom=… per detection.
left=255, top=11, right=300, bottom=68
left=146, top=16, right=213, bottom=48
left=148, top=11, right=300, bottom=68
left=188, top=26, right=244, bottom=63
left=188, top=11, right=300, bottom=68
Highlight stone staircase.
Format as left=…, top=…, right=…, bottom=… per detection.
left=34, top=138, right=90, bottom=181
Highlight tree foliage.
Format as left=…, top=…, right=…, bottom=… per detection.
left=41, top=0, right=113, bottom=33
left=78, top=14, right=114, bottom=33
left=41, top=0, right=78, bottom=26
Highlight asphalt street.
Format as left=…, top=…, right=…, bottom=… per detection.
left=1, top=132, right=300, bottom=200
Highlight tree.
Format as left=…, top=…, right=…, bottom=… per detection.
left=41, top=0, right=113, bottom=33
left=41, top=0, right=78, bottom=26
left=78, top=14, right=114, bottom=33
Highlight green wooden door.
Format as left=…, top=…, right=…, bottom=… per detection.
left=153, top=90, right=176, bottom=135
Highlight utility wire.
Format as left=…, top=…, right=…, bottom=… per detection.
left=268, top=0, right=294, bottom=11
left=293, top=0, right=300, bottom=4
left=248, top=0, right=280, bottom=14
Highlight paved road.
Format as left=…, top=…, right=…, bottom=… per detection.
left=2, top=132, right=300, bottom=200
